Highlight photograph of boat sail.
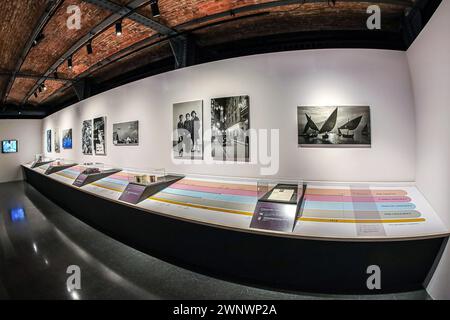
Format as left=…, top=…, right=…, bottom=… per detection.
left=297, top=106, right=371, bottom=147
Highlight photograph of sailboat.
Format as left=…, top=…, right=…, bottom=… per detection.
left=297, top=106, right=371, bottom=147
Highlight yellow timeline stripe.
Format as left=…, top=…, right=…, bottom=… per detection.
left=298, top=217, right=426, bottom=223
left=91, top=183, right=124, bottom=193
left=56, top=172, right=76, bottom=179
left=149, top=197, right=254, bottom=216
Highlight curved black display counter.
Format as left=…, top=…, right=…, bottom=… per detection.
left=23, top=166, right=448, bottom=294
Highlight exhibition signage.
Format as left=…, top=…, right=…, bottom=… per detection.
left=119, top=183, right=147, bottom=204
left=73, top=174, right=89, bottom=187
left=250, top=202, right=298, bottom=232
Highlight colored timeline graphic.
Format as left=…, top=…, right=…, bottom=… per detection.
left=298, top=185, right=425, bottom=236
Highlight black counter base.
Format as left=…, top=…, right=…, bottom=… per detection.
left=23, top=166, right=447, bottom=294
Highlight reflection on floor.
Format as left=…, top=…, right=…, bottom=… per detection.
left=0, top=181, right=432, bottom=300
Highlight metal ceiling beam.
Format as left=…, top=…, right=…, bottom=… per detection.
left=1, top=0, right=64, bottom=105
left=21, top=0, right=153, bottom=105
left=0, top=71, right=73, bottom=83
left=83, top=0, right=177, bottom=36
left=176, top=0, right=413, bottom=30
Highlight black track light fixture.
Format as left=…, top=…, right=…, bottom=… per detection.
left=38, top=85, right=43, bottom=93
left=68, top=56, right=73, bottom=69
left=32, top=33, right=45, bottom=47
left=34, top=91, right=38, bottom=98
left=86, top=41, right=93, bottom=54
left=42, top=83, right=47, bottom=91
left=115, top=21, right=122, bottom=36
left=150, top=1, right=160, bottom=18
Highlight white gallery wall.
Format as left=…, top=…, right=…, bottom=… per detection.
left=42, top=49, right=416, bottom=182
left=0, top=119, right=42, bottom=183
left=407, top=0, right=450, bottom=300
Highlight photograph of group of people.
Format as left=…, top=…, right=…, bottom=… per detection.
left=173, top=100, right=203, bottom=160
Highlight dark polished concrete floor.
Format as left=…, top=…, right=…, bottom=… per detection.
left=0, top=181, right=431, bottom=300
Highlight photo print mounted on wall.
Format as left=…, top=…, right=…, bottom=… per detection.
left=113, top=121, right=139, bottom=146
left=54, top=129, right=60, bottom=153
left=62, top=129, right=73, bottom=149
left=172, top=100, right=203, bottom=160
left=93, top=116, right=106, bottom=155
left=297, top=106, right=371, bottom=147
left=82, top=120, right=93, bottom=155
left=46, top=129, right=52, bottom=153
left=211, top=95, right=250, bottom=162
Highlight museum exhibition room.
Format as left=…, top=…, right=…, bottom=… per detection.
left=0, top=0, right=449, bottom=304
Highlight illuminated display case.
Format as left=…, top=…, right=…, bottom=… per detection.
left=29, top=154, right=55, bottom=168
left=119, top=167, right=183, bottom=204
left=73, top=162, right=122, bottom=187
left=124, top=167, right=166, bottom=186
left=251, top=178, right=305, bottom=232
left=44, top=158, right=78, bottom=175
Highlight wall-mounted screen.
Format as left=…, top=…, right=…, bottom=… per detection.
left=173, top=100, right=203, bottom=160
left=297, top=106, right=371, bottom=147
left=2, top=140, right=18, bottom=153
left=113, top=120, right=139, bottom=146
left=211, top=95, right=250, bottom=162
left=62, top=129, right=73, bottom=149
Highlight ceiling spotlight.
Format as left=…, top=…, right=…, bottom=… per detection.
left=42, top=83, right=47, bottom=91
left=150, top=1, right=160, bottom=18
left=86, top=41, right=93, bottom=54
left=68, top=56, right=73, bottom=69
left=38, top=86, right=43, bottom=93
left=32, top=33, right=45, bottom=47
left=115, top=21, right=122, bottom=36
left=34, top=92, right=38, bottom=98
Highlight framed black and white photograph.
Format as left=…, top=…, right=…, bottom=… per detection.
left=297, top=106, right=371, bottom=147
left=113, top=121, right=139, bottom=146
left=211, top=95, right=250, bottom=162
left=54, top=129, right=60, bottom=153
left=82, top=120, right=93, bottom=155
left=62, top=129, right=73, bottom=149
left=93, top=116, right=106, bottom=155
left=172, top=100, right=203, bottom=160
left=46, top=129, right=52, bottom=153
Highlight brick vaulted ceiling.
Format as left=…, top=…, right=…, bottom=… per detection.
left=0, top=0, right=428, bottom=117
